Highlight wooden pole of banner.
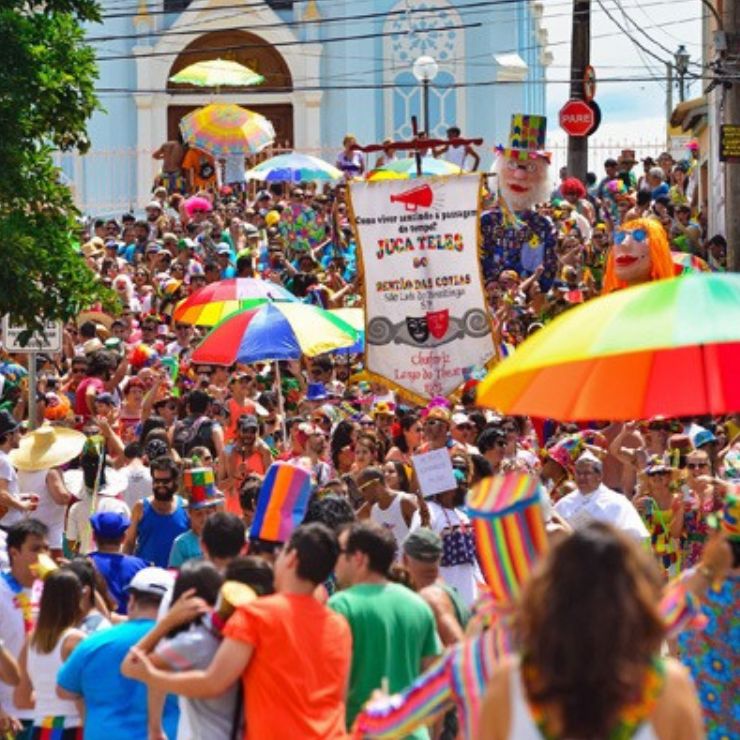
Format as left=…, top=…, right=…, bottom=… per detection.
left=411, top=115, right=423, bottom=178
left=274, top=360, right=287, bottom=444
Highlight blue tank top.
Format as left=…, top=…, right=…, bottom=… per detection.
left=136, top=497, right=190, bottom=568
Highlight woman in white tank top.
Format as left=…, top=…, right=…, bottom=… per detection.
left=15, top=570, right=86, bottom=738
left=16, top=468, right=72, bottom=558
left=476, top=523, right=705, bottom=740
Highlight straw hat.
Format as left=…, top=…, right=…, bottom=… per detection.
left=10, top=424, right=86, bottom=471
left=77, top=311, right=113, bottom=331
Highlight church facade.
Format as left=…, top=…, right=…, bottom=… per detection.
left=73, top=0, right=551, bottom=213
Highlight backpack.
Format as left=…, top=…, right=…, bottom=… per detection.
left=172, top=415, right=213, bottom=457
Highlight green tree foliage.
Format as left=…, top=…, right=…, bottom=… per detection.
left=0, top=0, right=112, bottom=335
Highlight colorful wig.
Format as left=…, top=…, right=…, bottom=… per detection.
left=560, top=177, right=587, bottom=200
left=602, top=217, right=675, bottom=294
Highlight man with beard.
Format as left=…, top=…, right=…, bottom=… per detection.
left=481, top=114, right=557, bottom=289
left=123, top=456, right=189, bottom=567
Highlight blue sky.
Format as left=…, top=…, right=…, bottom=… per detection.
left=541, top=0, right=703, bottom=169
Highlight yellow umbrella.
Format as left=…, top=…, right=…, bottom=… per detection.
left=169, top=59, right=264, bottom=88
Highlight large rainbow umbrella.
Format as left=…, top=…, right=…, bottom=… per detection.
left=476, top=273, right=740, bottom=420
left=245, top=152, right=343, bottom=183
left=192, top=302, right=359, bottom=365
left=173, top=278, right=297, bottom=327
left=179, top=104, right=275, bottom=157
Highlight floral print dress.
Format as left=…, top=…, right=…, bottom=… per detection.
left=678, top=574, right=740, bottom=740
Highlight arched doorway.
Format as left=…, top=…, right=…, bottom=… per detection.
left=166, top=30, right=294, bottom=148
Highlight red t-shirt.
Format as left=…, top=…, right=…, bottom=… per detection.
left=223, top=592, right=352, bottom=739
left=73, top=377, right=105, bottom=422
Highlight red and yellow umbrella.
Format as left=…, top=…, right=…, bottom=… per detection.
left=476, top=273, right=740, bottom=420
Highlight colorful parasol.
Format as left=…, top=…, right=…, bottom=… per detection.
left=169, top=59, right=264, bottom=88
left=173, top=278, right=297, bottom=326
left=467, top=472, right=549, bottom=605
left=476, top=273, right=740, bottom=420
left=179, top=104, right=275, bottom=157
left=191, top=302, right=359, bottom=365
left=671, top=251, right=710, bottom=275
left=367, top=157, right=465, bottom=180
left=245, top=152, right=343, bottom=183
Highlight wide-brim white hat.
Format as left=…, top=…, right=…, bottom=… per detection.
left=10, top=424, right=86, bottom=471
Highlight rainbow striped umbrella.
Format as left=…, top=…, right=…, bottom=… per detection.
left=179, top=104, right=275, bottom=157
left=173, top=278, right=297, bottom=326
left=467, top=472, right=549, bottom=604
left=169, top=59, right=264, bottom=88
left=191, top=302, right=359, bottom=365
left=477, top=273, right=740, bottom=420
left=245, top=152, right=343, bottom=183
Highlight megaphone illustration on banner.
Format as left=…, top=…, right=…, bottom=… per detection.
left=390, top=183, right=434, bottom=212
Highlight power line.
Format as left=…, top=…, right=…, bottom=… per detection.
left=98, top=0, right=524, bottom=21
left=86, top=0, right=694, bottom=43
left=91, top=72, right=736, bottom=96
left=613, top=0, right=666, bottom=91
left=95, top=19, right=483, bottom=62
left=86, top=0, right=513, bottom=44
left=609, top=0, right=701, bottom=69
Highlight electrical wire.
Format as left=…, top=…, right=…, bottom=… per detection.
left=613, top=0, right=667, bottom=91
left=609, top=0, right=702, bottom=68
left=87, top=0, right=504, bottom=43
left=90, top=72, right=736, bottom=97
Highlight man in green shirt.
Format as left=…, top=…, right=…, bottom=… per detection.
left=329, top=522, right=442, bottom=738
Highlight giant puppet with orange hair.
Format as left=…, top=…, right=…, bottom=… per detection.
left=602, top=218, right=675, bottom=293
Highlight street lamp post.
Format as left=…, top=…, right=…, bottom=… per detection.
left=412, top=55, right=439, bottom=135
left=674, top=44, right=690, bottom=102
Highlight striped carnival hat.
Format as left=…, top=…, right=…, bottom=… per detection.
left=466, top=472, right=549, bottom=605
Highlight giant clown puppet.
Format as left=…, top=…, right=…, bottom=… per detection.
left=602, top=217, right=675, bottom=293
left=481, top=114, right=558, bottom=289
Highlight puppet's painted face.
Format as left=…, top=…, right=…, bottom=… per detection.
left=498, top=155, right=550, bottom=211
left=613, top=226, right=651, bottom=284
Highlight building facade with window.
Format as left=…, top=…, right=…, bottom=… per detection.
left=70, top=0, right=551, bottom=214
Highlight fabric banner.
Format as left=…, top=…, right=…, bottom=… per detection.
left=350, top=174, right=495, bottom=401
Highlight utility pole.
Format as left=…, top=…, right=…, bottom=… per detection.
left=567, top=0, right=590, bottom=182
left=723, top=1, right=739, bottom=272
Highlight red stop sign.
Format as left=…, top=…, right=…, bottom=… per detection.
left=559, top=99, right=595, bottom=137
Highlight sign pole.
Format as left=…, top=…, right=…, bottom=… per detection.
left=28, top=352, right=37, bottom=430
left=567, top=0, right=591, bottom=182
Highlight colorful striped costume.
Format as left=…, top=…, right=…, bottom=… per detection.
left=352, top=569, right=703, bottom=738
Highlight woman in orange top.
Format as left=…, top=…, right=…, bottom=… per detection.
left=223, top=415, right=273, bottom=515
left=224, top=371, right=258, bottom=444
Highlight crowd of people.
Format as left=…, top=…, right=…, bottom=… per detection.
left=0, top=129, right=737, bottom=740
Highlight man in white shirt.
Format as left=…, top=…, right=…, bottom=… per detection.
left=554, top=451, right=648, bottom=541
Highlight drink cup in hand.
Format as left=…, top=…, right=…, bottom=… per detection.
left=22, top=494, right=40, bottom=512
